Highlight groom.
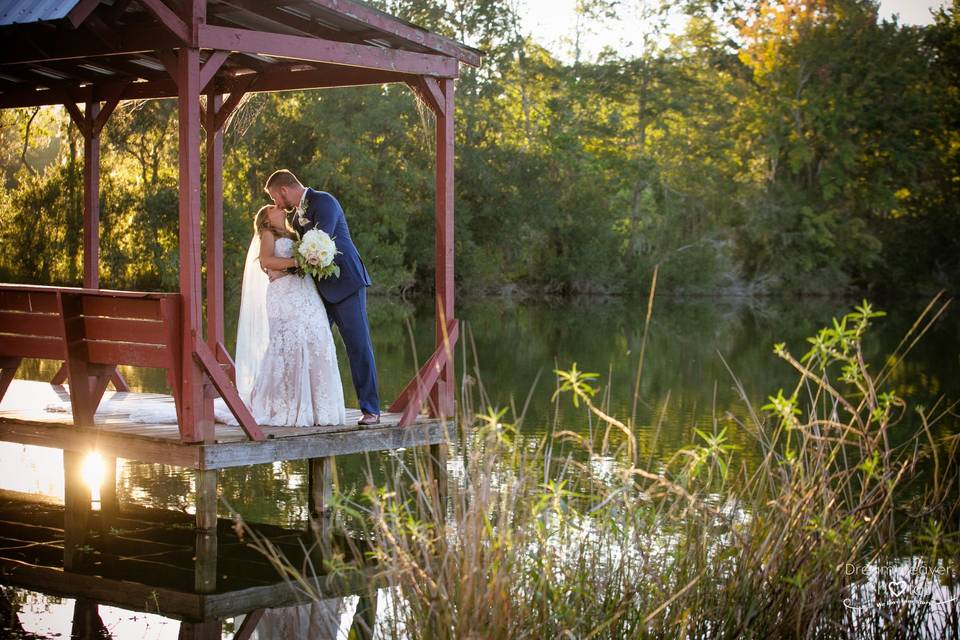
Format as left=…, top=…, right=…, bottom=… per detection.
left=264, top=170, right=381, bottom=425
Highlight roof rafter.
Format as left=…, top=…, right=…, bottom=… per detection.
left=198, top=24, right=458, bottom=78
left=301, top=0, right=481, bottom=66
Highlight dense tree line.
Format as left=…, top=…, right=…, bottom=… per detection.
left=1, top=0, right=957, bottom=298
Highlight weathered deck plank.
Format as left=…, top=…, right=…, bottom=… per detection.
left=0, top=379, right=451, bottom=469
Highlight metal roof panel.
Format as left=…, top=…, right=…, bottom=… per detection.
left=0, top=0, right=81, bottom=26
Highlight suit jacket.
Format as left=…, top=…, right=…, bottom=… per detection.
left=293, top=189, right=372, bottom=304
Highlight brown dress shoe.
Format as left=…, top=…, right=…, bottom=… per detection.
left=358, top=413, right=380, bottom=426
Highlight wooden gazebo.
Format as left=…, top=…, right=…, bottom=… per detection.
left=0, top=0, right=479, bottom=443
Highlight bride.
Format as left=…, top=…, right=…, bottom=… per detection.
left=235, top=205, right=346, bottom=426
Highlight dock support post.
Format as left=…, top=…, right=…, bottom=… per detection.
left=72, top=598, right=107, bottom=639
left=178, top=620, right=221, bottom=640
left=352, top=587, right=378, bottom=640
left=99, top=456, right=118, bottom=531
left=429, top=442, right=448, bottom=513
left=308, top=457, right=334, bottom=554
left=194, top=468, right=218, bottom=593
left=63, top=451, right=91, bottom=570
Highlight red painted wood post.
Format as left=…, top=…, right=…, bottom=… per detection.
left=82, top=101, right=100, bottom=289
left=205, top=92, right=224, bottom=351
left=177, top=44, right=214, bottom=442
left=431, top=77, right=456, bottom=419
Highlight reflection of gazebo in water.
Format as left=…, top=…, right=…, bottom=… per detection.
left=0, top=0, right=479, bottom=588
left=0, top=492, right=381, bottom=638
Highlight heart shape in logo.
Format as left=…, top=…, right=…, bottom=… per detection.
left=888, top=580, right=907, bottom=597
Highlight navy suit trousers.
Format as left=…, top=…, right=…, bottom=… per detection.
left=324, top=287, right=380, bottom=415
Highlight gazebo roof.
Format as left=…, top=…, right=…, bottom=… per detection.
left=0, top=0, right=482, bottom=109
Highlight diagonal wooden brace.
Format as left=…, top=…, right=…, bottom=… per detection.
left=0, top=356, right=22, bottom=403
left=389, top=319, right=459, bottom=426
left=193, top=339, right=264, bottom=441
left=50, top=362, right=129, bottom=392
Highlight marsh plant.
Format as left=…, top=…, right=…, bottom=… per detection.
left=240, top=297, right=959, bottom=639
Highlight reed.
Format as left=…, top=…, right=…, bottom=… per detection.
left=237, top=296, right=960, bottom=639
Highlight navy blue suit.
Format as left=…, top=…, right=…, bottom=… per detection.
left=294, top=189, right=380, bottom=415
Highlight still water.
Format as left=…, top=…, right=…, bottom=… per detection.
left=2, top=296, right=957, bottom=637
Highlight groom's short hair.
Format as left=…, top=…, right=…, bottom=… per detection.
left=265, top=169, right=301, bottom=192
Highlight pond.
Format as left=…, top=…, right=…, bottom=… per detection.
left=2, top=295, right=957, bottom=637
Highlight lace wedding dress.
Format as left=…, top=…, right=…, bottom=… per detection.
left=109, top=237, right=345, bottom=427
left=248, top=237, right=345, bottom=426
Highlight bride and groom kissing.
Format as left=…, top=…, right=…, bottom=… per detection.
left=235, top=169, right=380, bottom=428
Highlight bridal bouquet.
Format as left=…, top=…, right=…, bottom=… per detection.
left=294, top=229, right=340, bottom=279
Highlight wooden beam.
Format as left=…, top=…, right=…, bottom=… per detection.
left=67, top=0, right=104, bottom=29
left=110, top=370, right=129, bottom=391
left=99, top=456, right=118, bottom=528
left=390, top=319, right=459, bottom=426
left=432, top=77, right=456, bottom=417
left=302, top=0, right=482, bottom=67
left=0, top=76, right=177, bottom=109
left=188, top=0, right=207, bottom=48
left=62, top=451, right=91, bottom=570
left=421, top=76, right=445, bottom=114
left=215, top=341, right=236, bottom=384
left=194, top=467, right=217, bottom=593
left=138, top=0, right=191, bottom=44
left=234, top=609, right=264, bottom=640
left=0, top=22, right=184, bottom=65
left=198, top=24, right=459, bottom=77
left=178, top=620, right=221, bottom=640
left=177, top=46, right=213, bottom=443
left=388, top=320, right=460, bottom=414
left=156, top=48, right=179, bottom=82
left=83, top=101, right=100, bottom=288
left=0, top=419, right=202, bottom=469
left=205, top=92, right=225, bottom=352
left=193, top=340, right=265, bottom=441
left=213, top=76, right=253, bottom=131
left=62, top=99, right=91, bottom=138
left=215, top=0, right=375, bottom=45
left=308, top=457, right=334, bottom=518
left=0, top=358, right=21, bottom=403
left=308, top=456, right=334, bottom=553
left=406, top=76, right=444, bottom=115
left=60, top=294, right=114, bottom=427
left=228, top=66, right=404, bottom=95
left=201, top=420, right=446, bottom=469
left=199, top=51, right=230, bottom=92
left=0, top=65, right=407, bottom=109
left=91, top=81, right=129, bottom=137
left=110, top=0, right=135, bottom=22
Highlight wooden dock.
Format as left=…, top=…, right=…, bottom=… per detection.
left=0, top=379, right=451, bottom=637
left=0, top=379, right=450, bottom=470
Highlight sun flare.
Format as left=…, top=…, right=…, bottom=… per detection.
left=80, top=452, right=105, bottom=494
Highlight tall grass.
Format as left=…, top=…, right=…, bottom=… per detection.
left=238, top=296, right=959, bottom=639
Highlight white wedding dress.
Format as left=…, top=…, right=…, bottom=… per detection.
left=106, top=236, right=345, bottom=427
left=248, top=237, right=345, bottom=426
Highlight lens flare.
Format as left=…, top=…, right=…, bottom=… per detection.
left=80, top=452, right=105, bottom=495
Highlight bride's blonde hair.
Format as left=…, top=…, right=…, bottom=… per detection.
left=253, top=204, right=296, bottom=238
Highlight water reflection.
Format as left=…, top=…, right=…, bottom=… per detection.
left=0, top=490, right=379, bottom=639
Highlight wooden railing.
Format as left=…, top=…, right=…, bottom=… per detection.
left=0, top=284, right=262, bottom=442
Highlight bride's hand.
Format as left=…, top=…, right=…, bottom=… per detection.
left=265, top=268, right=287, bottom=281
